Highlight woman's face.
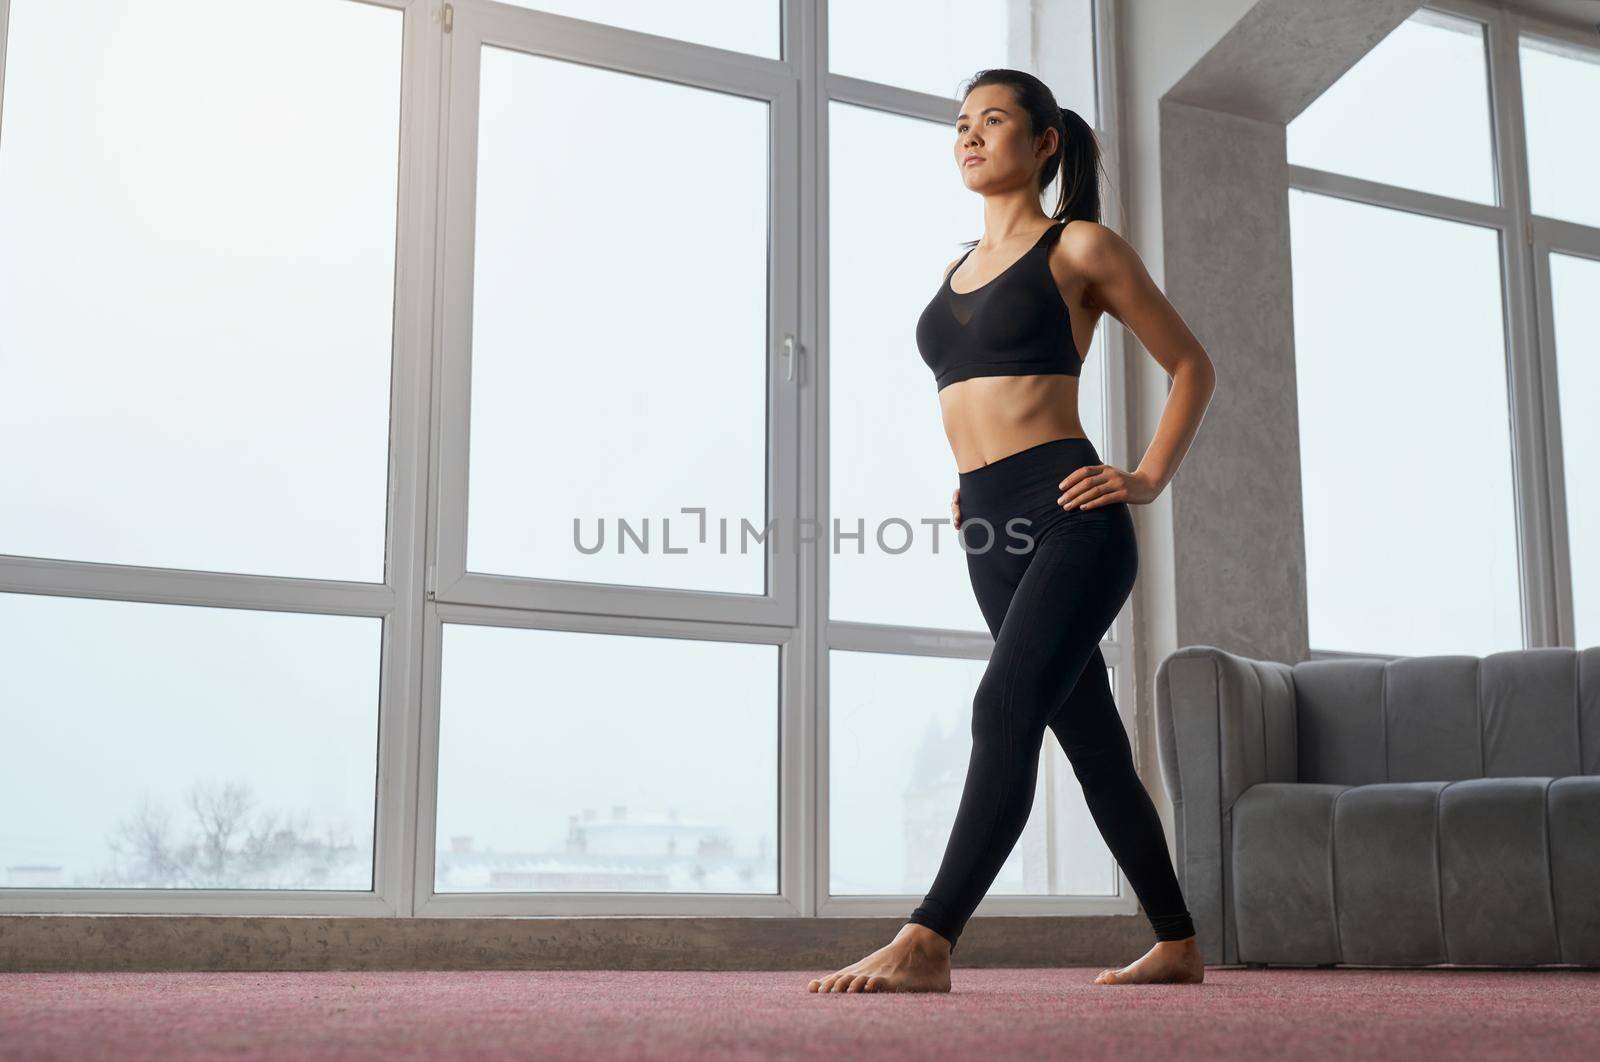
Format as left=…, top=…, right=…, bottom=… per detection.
left=953, top=84, right=1051, bottom=192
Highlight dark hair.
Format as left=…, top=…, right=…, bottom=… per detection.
left=955, top=69, right=1104, bottom=245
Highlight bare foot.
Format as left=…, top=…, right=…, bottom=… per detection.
left=807, top=922, right=952, bottom=993
left=1093, top=936, right=1205, bottom=985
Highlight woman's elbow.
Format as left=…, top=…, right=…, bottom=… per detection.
left=1177, top=350, right=1216, bottom=394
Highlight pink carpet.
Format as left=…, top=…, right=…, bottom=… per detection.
left=2, top=967, right=1597, bottom=1060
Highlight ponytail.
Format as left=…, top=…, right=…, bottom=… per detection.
left=1050, top=105, right=1103, bottom=225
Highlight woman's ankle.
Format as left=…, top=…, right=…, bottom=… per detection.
left=897, top=921, right=953, bottom=956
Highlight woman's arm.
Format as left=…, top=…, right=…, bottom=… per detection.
left=1058, top=222, right=1215, bottom=508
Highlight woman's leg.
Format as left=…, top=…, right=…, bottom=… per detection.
left=1046, top=647, right=1196, bottom=941
left=905, top=504, right=1139, bottom=952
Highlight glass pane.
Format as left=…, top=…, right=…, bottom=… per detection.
left=1550, top=253, right=1600, bottom=648
left=0, top=0, right=400, bottom=583
left=828, top=650, right=1115, bottom=896
left=1519, top=35, right=1600, bottom=228
left=1289, top=190, right=1521, bottom=656
left=466, top=49, right=768, bottom=595
left=1288, top=10, right=1495, bottom=204
left=0, top=593, right=380, bottom=890
left=500, top=1, right=778, bottom=60
left=1079, top=327, right=1110, bottom=461
left=827, top=102, right=1111, bottom=629
left=827, top=103, right=980, bottom=630
left=830, top=0, right=1096, bottom=120
left=435, top=624, right=778, bottom=893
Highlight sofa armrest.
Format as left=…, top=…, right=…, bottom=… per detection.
left=1155, top=645, right=1298, bottom=964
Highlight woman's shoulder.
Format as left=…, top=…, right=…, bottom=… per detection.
left=1058, top=218, right=1113, bottom=245
left=1055, top=219, right=1130, bottom=270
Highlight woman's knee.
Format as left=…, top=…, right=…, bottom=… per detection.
left=970, top=665, right=1054, bottom=748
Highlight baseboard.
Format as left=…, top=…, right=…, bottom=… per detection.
left=0, top=913, right=1156, bottom=971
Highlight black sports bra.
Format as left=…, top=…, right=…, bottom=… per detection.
left=914, top=220, right=1081, bottom=391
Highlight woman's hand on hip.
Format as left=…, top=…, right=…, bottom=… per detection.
left=1057, top=464, right=1158, bottom=510
left=951, top=487, right=962, bottom=530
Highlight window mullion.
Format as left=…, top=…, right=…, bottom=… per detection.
left=1486, top=5, right=1561, bottom=648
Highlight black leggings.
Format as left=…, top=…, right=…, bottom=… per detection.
left=904, top=436, right=1195, bottom=953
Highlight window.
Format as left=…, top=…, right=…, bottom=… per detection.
left=0, top=593, right=381, bottom=890
left=1287, top=194, right=1519, bottom=657
left=0, top=0, right=1125, bottom=926
left=1521, top=28, right=1600, bottom=651
left=825, top=100, right=985, bottom=633
left=0, top=0, right=398, bottom=582
left=463, top=48, right=770, bottom=596
left=1286, top=5, right=1597, bottom=656
left=0, top=0, right=402, bottom=910
left=1287, top=9, right=1495, bottom=205
left=828, top=652, right=1116, bottom=897
left=823, top=0, right=1132, bottom=923
left=1518, top=35, right=1600, bottom=229
left=1547, top=253, right=1600, bottom=649
left=434, top=625, right=778, bottom=895
left=829, top=0, right=1096, bottom=114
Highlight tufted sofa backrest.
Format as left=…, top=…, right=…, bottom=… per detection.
left=1291, top=646, right=1600, bottom=785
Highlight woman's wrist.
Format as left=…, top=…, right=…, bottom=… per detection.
left=1132, top=467, right=1164, bottom=491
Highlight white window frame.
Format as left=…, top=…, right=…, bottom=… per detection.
left=414, top=0, right=804, bottom=919
left=1292, top=0, right=1599, bottom=660
left=0, top=0, right=1133, bottom=920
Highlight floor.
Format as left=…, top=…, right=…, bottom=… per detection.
left=2, top=966, right=1597, bottom=1060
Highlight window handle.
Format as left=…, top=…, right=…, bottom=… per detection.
left=781, top=333, right=799, bottom=383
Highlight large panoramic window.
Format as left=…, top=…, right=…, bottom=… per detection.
left=0, top=0, right=1128, bottom=925
left=1286, top=6, right=1596, bottom=656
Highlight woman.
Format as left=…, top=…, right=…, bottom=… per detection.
left=809, top=70, right=1216, bottom=993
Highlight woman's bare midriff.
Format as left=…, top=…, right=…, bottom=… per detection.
left=939, top=373, right=1087, bottom=473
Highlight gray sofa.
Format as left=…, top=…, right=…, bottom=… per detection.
left=1155, top=644, right=1600, bottom=968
